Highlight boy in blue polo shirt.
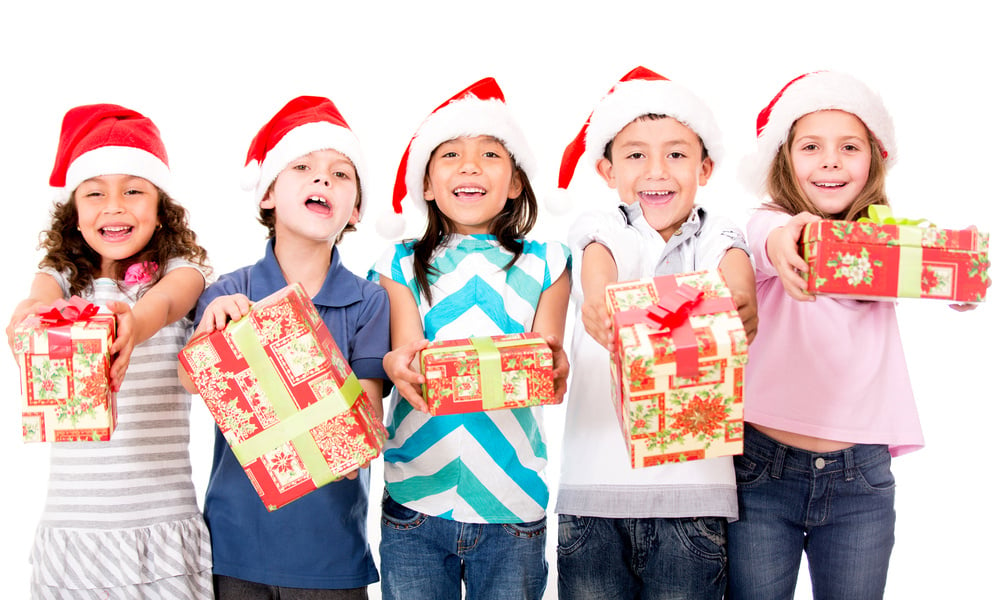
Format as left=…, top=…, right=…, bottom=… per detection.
left=185, top=96, right=389, bottom=599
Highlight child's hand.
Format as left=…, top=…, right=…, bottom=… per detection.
left=106, top=300, right=135, bottom=392
left=195, top=294, right=252, bottom=336
left=767, top=212, right=821, bottom=302
left=544, top=334, right=570, bottom=400
left=732, top=289, right=759, bottom=344
left=384, top=338, right=430, bottom=413
left=6, top=299, right=48, bottom=354
left=581, top=296, right=614, bottom=351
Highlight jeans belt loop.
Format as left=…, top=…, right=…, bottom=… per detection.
left=769, top=444, right=786, bottom=479
left=843, top=446, right=856, bottom=482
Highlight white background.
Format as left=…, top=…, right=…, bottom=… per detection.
left=2, top=1, right=996, bottom=597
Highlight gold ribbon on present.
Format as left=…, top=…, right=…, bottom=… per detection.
left=859, top=205, right=934, bottom=298
left=227, top=314, right=362, bottom=487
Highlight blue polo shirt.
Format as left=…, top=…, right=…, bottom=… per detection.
left=195, top=241, right=389, bottom=589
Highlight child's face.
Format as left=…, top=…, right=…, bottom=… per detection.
left=73, top=174, right=160, bottom=277
left=597, top=117, right=712, bottom=242
left=262, top=149, right=360, bottom=244
left=423, top=135, right=522, bottom=235
left=789, top=110, right=872, bottom=216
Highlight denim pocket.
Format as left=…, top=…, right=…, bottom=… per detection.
left=733, top=453, right=769, bottom=488
left=674, top=517, right=727, bottom=560
left=556, top=514, right=594, bottom=555
left=381, top=493, right=427, bottom=530
left=855, top=453, right=896, bottom=494
left=502, top=516, right=547, bottom=539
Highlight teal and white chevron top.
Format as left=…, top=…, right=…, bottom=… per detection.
left=369, top=234, right=570, bottom=523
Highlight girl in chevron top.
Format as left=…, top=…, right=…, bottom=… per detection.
left=6, top=104, right=212, bottom=598
left=728, top=72, right=980, bottom=600
left=369, top=77, right=571, bottom=600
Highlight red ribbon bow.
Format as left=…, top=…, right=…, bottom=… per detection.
left=37, top=297, right=100, bottom=358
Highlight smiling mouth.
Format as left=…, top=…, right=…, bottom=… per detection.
left=100, top=225, right=133, bottom=241
left=639, top=190, right=675, bottom=205
left=812, top=182, right=847, bottom=189
left=453, top=186, right=486, bottom=199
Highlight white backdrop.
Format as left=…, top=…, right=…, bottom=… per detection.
left=2, top=1, right=996, bottom=598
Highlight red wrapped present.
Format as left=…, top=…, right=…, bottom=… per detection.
left=178, top=283, right=387, bottom=511
left=420, top=333, right=557, bottom=416
left=606, top=270, right=747, bottom=468
left=13, top=297, right=117, bottom=443
left=802, top=206, right=990, bottom=302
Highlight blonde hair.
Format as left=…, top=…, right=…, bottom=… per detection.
left=765, top=122, right=887, bottom=222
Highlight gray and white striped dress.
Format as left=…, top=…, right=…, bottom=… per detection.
left=31, top=262, right=212, bottom=599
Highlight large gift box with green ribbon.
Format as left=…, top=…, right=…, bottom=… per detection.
left=420, top=333, right=556, bottom=415
left=607, top=270, right=748, bottom=468
left=13, top=297, right=117, bottom=443
left=178, top=283, right=387, bottom=511
left=802, top=206, right=990, bottom=302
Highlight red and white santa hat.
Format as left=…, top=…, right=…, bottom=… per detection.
left=743, top=70, right=896, bottom=196
left=557, top=66, right=723, bottom=200
left=50, top=104, right=171, bottom=201
left=242, top=95, right=367, bottom=215
left=376, top=77, right=536, bottom=239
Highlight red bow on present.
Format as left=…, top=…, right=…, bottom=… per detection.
left=36, top=297, right=100, bottom=358
left=614, top=278, right=735, bottom=380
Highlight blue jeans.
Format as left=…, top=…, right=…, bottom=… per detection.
left=379, top=492, right=547, bottom=600
left=556, top=515, right=727, bottom=599
left=727, top=427, right=896, bottom=600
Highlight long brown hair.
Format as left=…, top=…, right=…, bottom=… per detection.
left=765, top=122, right=887, bottom=221
left=39, top=187, right=210, bottom=296
left=411, top=158, right=537, bottom=305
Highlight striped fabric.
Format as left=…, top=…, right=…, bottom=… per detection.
left=30, top=262, right=212, bottom=599
left=370, top=234, right=569, bottom=524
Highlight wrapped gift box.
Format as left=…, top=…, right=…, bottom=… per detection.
left=13, top=297, right=117, bottom=443
left=606, top=270, right=748, bottom=468
left=178, top=283, right=387, bottom=511
left=420, top=333, right=557, bottom=415
left=801, top=207, right=990, bottom=302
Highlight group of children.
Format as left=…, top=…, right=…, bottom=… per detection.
left=7, top=67, right=971, bottom=599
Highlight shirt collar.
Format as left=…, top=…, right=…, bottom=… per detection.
left=249, top=240, right=363, bottom=308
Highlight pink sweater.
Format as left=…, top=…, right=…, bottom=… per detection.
left=746, top=209, right=923, bottom=456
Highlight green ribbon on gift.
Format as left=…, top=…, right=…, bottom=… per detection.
left=470, top=336, right=504, bottom=410
left=227, top=316, right=361, bottom=486
left=860, top=205, right=930, bottom=298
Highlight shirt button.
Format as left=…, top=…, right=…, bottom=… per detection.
left=814, top=457, right=826, bottom=469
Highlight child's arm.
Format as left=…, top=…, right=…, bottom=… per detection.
left=378, top=277, right=431, bottom=413
left=107, top=267, right=205, bottom=390
left=359, top=378, right=384, bottom=423
left=764, top=211, right=821, bottom=302
left=532, top=269, right=572, bottom=400
left=580, top=242, right=617, bottom=352
left=719, top=248, right=758, bottom=344
left=6, top=272, right=63, bottom=354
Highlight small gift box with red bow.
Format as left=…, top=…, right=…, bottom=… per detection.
left=13, top=297, right=118, bottom=443
left=606, top=270, right=748, bottom=468
left=801, top=206, right=990, bottom=302
left=420, top=332, right=556, bottom=416
left=178, top=283, right=387, bottom=511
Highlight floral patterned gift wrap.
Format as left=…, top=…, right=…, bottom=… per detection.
left=420, top=333, right=557, bottom=416
left=801, top=206, right=990, bottom=302
left=178, top=283, right=387, bottom=511
left=606, top=270, right=748, bottom=468
left=13, top=297, right=117, bottom=443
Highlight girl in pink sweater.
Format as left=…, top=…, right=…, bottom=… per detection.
left=727, top=71, right=978, bottom=600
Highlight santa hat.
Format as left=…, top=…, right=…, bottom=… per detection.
left=743, top=70, right=896, bottom=195
left=376, top=77, right=536, bottom=239
left=241, top=95, right=367, bottom=216
left=556, top=66, right=723, bottom=204
left=50, top=104, right=171, bottom=201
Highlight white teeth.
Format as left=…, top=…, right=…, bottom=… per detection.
left=814, top=182, right=845, bottom=188
left=642, top=191, right=672, bottom=196
left=307, top=196, right=329, bottom=206
left=101, top=226, right=130, bottom=233
left=454, top=187, right=485, bottom=194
